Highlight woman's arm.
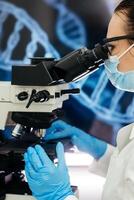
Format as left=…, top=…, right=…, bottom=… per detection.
left=88, top=144, right=115, bottom=177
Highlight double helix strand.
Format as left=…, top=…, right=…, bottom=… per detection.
left=44, top=0, right=134, bottom=124
left=1, top=1, right=134, bottom=124
left=72, top=68, right=134, bottom=124
left=0, top=11, right=8, bottom=39
left=126, top=98, right=134, bottom=117
left=43, top=0, right=87, bottom=49
left=0, top=1, right=60, bottom=72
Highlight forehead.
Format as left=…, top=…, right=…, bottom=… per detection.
left=107, top=13, right=127, bottom=38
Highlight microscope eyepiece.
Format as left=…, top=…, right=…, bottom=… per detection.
left=54, top=43, right=109, bottom=82
left=12, top=42, right=109, bottom=86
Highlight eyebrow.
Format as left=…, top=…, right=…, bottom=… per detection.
left=103, top=35, right=134, bottom=44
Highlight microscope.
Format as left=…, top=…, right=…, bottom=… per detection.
left=0, top=44, right=109, bottom=136
left=0, top=43, right=109, bottom=198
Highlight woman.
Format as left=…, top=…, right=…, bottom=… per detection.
left=24, top=1, right=134, bottom=199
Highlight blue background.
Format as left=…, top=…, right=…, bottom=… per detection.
left=0, top=0, right=134, bottom=145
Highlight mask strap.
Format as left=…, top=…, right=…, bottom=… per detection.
left=118, top=43, right=134, bottom=59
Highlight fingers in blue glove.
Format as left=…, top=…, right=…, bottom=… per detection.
left=34, top=145, right=53, bottom=169
left=56, top=142, right=66, bottom=169
left=27, top=147, right=44, bottom=171
left=24, top=153, right=37, bottom=180
left=45, top=120, right=71, bottom=139
left=45, top=129, right=72, bottom=140
left=51, top=120, right=69, bottom=130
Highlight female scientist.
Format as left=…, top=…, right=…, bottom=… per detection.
left=24, top=0, right=134, bottom=199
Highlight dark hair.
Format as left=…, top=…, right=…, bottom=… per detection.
left=115, top=0, right=134, bottom=36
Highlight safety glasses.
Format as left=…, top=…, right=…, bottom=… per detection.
left=103, top=35, right=134, bottom=56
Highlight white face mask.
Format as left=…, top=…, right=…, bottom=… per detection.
left=104, top=43, right=134, bottom=92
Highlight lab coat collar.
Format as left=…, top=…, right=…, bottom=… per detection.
left=116, top=123, right=134, bottom=152
left=129, top=124, right=134, bottom=140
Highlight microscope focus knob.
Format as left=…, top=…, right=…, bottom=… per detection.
left=17, top=91, right=29, bottom=101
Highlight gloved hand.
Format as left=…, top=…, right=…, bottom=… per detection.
left=24, top=143, right=73, bottom=200
left=45, top=120, right=107, bottom=159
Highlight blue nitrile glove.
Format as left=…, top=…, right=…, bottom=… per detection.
left=45, top=120, right=107, bottom=159
left=24, top=143, right=74, bottom=200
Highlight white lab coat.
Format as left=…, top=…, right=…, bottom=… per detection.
left=65, top=123, right=134, bottom=200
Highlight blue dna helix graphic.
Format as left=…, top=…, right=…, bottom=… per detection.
left=43, top=0, right=87, bottom=49
left=70, top=67, right=134, bottom=124
left=43, top=0, right=134, bottom=125
left=0, top=0, right=134, bottom=125
left=0, top=1, right=60, bottom=72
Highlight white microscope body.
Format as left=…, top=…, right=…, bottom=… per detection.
left=0, top=81, right=69, bottom=130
